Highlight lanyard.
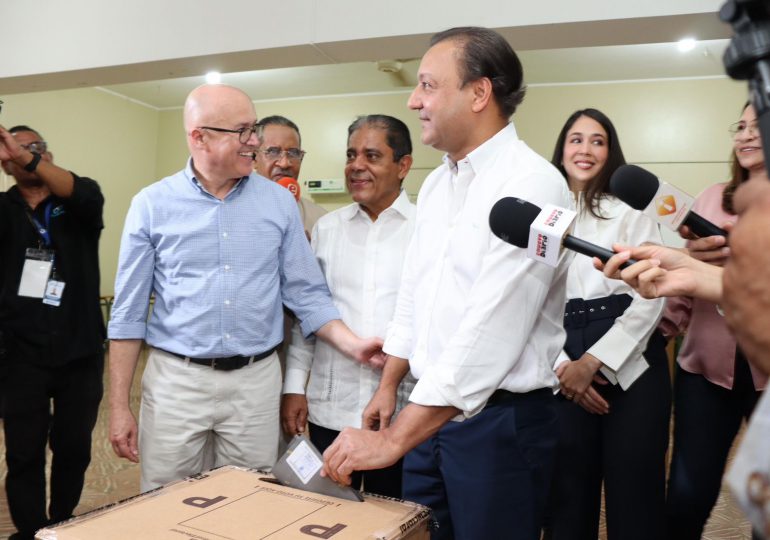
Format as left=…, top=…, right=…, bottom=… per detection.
left=27, top=201, right=54, bottom=247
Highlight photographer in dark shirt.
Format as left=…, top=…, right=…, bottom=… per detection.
left=0, top=124, right=105, bottom=540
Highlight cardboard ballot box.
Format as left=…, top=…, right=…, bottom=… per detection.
left=35, top=466, right=431, bottom=540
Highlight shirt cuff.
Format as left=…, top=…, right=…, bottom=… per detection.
left=599, top=365, right=619, bottom=385
left=612, top=355, right=650, bottom=390
left=299, top=306, right=341, bottom=338
left=588, top=328, right=640, bottom=372
left=408, top=369, right=486, bottom=419
left=283, top=367, right=309, bottom=395
left=107, top=321, right=147, bottom=340
left=554, top=350, right=570, bottom=371
left=383, top=323, right=412, bottom=360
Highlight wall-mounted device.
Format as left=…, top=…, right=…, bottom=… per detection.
left=304, top=178, right=346, bottom=194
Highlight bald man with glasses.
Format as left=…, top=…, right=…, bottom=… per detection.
left=108, top=85, right=384, bottom=492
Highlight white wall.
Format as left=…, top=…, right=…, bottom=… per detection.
left=0, top=1, right=728, bottom=92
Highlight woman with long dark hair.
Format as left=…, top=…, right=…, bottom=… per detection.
left=543, top=108, right=671, bottom=540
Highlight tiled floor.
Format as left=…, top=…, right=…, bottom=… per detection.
left=0, top=352, right=755, bottom=539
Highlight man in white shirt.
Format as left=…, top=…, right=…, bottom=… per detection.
left=282, top=114, right=416, bottom=498
left=322, top=27, right=571, bottom=540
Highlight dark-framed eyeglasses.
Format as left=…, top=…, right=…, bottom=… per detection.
left=199, top=122, right=259, bottom=144
left=259, top=147, right=306, bottom=162
left=0, top=99, right=4, bottom=115
left=20, top=141, right=48, bottom=153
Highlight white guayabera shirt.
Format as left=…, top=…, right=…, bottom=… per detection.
left=284, top=190, right=417, bottom=431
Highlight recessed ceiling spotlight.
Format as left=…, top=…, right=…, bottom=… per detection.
left=677, top=38, right=697, bottom=52
left=205, top=71, right=222, bottom=84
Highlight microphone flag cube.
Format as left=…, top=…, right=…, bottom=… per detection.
left=646, top=182, right=693, bottom=230
left=527, top=204, right=577, bottom=267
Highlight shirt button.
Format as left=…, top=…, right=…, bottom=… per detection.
left=224, top=265, right=231, bottom=271
left=222, top=232, right=228, bottom=238
left=224, top=300, right=230, bottom=305
left=225, top=333, right=231, bottom=339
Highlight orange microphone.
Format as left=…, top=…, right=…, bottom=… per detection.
left=277, top=176, right=301, bottom=201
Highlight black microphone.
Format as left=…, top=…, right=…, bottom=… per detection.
left=609, top=164, right=728, bottom=238
left=488, top=197, right=637, bottom=268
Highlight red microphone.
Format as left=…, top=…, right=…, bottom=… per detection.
left=277, top=176, right=301, bottom=201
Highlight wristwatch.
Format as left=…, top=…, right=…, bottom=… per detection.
left=24, top=151, right=41, bottom=172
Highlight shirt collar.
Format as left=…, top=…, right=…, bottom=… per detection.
left=343, top=189, right=412, bottom=222
left=5, top=184, right=54, bottom=210
left=442, top=123, right=519, bottom=176
left=184, top=157, right=250, bottom=197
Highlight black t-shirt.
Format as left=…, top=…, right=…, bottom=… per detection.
left=0, top=175, right=105, bottom=366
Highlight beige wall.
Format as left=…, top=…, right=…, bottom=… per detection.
left=2, top=75, right=749, bottom=295
left=518, top=77, right=748, bottom=193
left=158, top=76, right=748, bottom=208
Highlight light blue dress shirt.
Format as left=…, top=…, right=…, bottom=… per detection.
left=108, top=159, right=339, bottom=358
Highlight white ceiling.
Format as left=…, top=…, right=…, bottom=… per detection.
left=97, top=39, right=731, bottom=110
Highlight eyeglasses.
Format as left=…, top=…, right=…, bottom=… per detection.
left=0, top=99, right=4, bottom=115
left=728, top=119, right=760, bottom=137
left=199, top=123, right=259, bottom=144
left=20, top=141, right=47, bottom=153
left=259, top=147, right=306, bottom=162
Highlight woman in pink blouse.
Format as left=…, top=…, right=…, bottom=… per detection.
left=662, top=102, right=767, bottom=540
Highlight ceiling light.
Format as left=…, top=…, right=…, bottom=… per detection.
left=677, top=38, right=697, bottom=52
left=205, top=71, right=222, bottom=84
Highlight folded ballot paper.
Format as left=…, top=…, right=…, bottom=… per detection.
left=272, top=434, right=365, bottom=502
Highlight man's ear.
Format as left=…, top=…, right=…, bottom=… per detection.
left=398, top=154, right=414, bottom=181
left=470, top=77, right=493, bottom=113
left=189, top=128, right=206, bottom=148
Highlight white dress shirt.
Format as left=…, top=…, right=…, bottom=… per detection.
left=283, top=190, right=417, bottom=431
left=555, top=193, right=664, bottom=389
left=383, top=124, right=572, bottom=418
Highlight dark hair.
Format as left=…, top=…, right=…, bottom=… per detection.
left=347, top=114, right=413, bottom=161
left=9, top=125, right=44, bottom=139
left=430, top=27, right=526, bottom=119
left=257, top=115, right=301, bottom=146
left=550, top=108, right=627, bottom=219
left=723, top=102, right=755, bottom=214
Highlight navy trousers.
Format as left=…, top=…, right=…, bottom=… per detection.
left=309, top=421, right=404, bottom=499
left=543, top=304, right=671, bottom=540
left=666, top=354, right=761, bottom=540
left=403, top=388, right=558, bottom=540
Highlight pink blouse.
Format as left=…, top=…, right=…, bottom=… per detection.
left=660, top=182, right=767, bottom=390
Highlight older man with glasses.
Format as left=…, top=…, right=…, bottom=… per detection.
left=252, top=115, right=329, bottom=400
left=108, top=84, right=385, bottom=492
left=0, top=123, right=105, bottom=540
left=254, top=115, right=327, bottom=239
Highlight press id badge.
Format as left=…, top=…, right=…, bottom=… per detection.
left=43, top=280, right=66, bottom=306
left=18, top=248, right=54, bottom=299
